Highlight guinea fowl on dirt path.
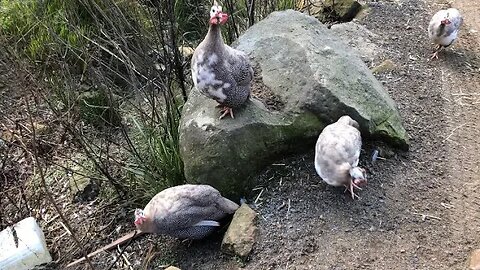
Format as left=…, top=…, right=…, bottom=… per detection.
left=134, top=184, right=239, bottom=239
left=314, top=116, right=368, bottom=199
left=191, top=0, right=253, bottom=119
left=428, top=8, right=463, bottom=60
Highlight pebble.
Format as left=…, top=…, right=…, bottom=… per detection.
left=469, top=249, right=480, bottom=270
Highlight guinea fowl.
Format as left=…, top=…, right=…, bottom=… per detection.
left=314, top=116, right=367, bottom=199
left=134, top=184, right=239, bottom=239
left=428, top=8, right=463, bottom=60
left=191, top=1, right=253, bottom=119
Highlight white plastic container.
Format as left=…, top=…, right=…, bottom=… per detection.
left=0, top=217, right=52, bottom=270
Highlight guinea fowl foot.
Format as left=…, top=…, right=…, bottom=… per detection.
left=429, top=45, right=442, bottom=60
left=344, top=181, right=362, bottom=199
left=218, top=106, right=234, bottom=119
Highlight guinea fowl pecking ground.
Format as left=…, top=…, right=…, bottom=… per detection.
left=1, top=0, right=479, bottom=269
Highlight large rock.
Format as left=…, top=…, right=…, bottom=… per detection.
left=330, top=22, right=383, bottom=63
left=221, top=204, right=257, bottom=258
left=308, top=0, right=362, bottom=22
left=179, top=10, right=408, bottom=198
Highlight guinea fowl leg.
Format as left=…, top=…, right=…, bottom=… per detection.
left=430, top=44, right=443, bottom=60
left=218, top=106, right=234, bottom=119
left=344, top=181, right=362, bottom=199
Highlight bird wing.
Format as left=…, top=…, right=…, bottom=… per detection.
left=445, top=14, right=463, bottom=37
left=225, top=46, right=253, bottom=87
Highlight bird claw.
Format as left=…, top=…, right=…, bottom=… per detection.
left=218, top=106, right=234, bottom=119
left=344, top=182, right=361, bottom=200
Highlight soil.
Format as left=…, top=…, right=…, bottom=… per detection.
left=250, top=63, right=286, bottom=111
left=1, top=0, right=479, bottom=269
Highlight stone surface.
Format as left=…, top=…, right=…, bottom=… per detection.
left=470, top=249, right=480, bottom=270
left=371, top=59, right=397, bottom=74
left=180, top=10, right=408, bottom=198
left=221, top=204, right=257, bottom=258
left=330, top=22, right=383, bottom=62
left=165, top=266, right=181, bottom=270
left=309, top=0, right=362, bottom=22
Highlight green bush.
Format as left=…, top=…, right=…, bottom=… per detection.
left=0, top=0, right=91, bottom=61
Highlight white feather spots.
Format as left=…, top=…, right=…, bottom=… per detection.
left=207, top=53, right=218, bottom=66
left=207, top=86, right=227, bottom=102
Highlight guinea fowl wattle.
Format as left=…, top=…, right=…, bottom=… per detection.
left=428, top=8, right=463, bottom=60
left=134, top=184, right=239, bottom=239
left=314, top=116, right=367, bottom=199
left=191, top=1, right=253, bottom=119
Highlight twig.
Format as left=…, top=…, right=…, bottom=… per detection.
left=25, top=98, right=96, bottom=270
left=254, top=188, right=264, bottom=204
left=286, top=198, right=291, bottom=219
left=413, top=212, right=441, bottom=221
left=106, top=231, right=137, bottom=270
left=443, top=122, right=468, bottom=142
left=67, top=230, right=144, bottom=268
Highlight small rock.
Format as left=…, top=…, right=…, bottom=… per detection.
left=311, top=0, right=363, bottom=22
left=32, top=122, right=50, bottom=136
left=376, top=145, right=395, bottom=158
left=221, top=204, right=257, bottom=258
left=68, top=162, right=99, bottom=202
left=165, top=266, right=181, bottom=270
left=178, top=46, right=195, bottom=59
left=371, top=59, right=397, bottom=74
left=469, top=249, right=480, bottom=270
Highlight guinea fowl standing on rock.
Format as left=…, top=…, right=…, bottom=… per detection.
left=314, top=116, right=368, bottom=199
left=134, top=184, right=239, bottom=239
left=428, top=8, right=463, bottom=60
left=191, top=1, right=253, bottom=119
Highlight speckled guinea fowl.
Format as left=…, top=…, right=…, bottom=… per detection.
left=134, top=184, right=239, bottom=239
left=428, top=8, right=463, bottom=60
left=191, top=1, right=253, bottom=119
left=314, top=116, right=368, bottom=199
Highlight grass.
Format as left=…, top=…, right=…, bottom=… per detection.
left=1, top=0, right=304, bottom=204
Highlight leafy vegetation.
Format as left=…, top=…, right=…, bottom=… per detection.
left=1, top=0, right=303, bottom=204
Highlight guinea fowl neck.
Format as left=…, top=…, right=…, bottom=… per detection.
left=437, top=23, right=446, bottom=36
left=206, top=23, right=224, bottom=49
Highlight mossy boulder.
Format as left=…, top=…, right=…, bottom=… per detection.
left=179, top=10, right=408, bottom=199
left=309, top=0, right=362, bottom=22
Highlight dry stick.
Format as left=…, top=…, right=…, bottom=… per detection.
left=105, top=230, right=138, bottom=270
left=25, top=98, right=96, bottom=270
left=67, top=230, right=144, bottom=268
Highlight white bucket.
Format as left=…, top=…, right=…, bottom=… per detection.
left=0, top=217, right=52, bottom=270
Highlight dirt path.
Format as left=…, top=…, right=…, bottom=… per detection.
left=431, top=0, right=480, bottom=264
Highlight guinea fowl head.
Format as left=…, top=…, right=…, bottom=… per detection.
left=349, top=167, right=367, bottom=187
left=209, top=1, right=228, bottom=25
left=440, top=12, right=452, bottom=25
left=134, top=208, right=147, bottom=230
left=441, top=18, right=451, bottom=25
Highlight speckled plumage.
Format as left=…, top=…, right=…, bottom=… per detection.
left=428, top=8, right=463, bottom=47
left=314, top=116, right=363, bottom=187
left=191, top=7, right=253, bottom=109
left=136, top=184, right=239, bottom=239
